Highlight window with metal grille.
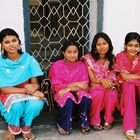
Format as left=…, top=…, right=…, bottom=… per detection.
left=24, top=0, right=103, bottom=70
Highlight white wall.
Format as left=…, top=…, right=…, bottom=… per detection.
left=1, top=0, right=140, bottom=55
left=0, top=0, right=25, bottom=51
left=103, top=0, right=140, bottom=55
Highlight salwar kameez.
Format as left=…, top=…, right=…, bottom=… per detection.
left=115, top=51, right=140, bottom=131
left=83, top=53, right=118, bottom=126
left=0, top=52, right=45, bottom=135
left=58, top=97, right=90, bottom=131
left=89, top=86, right=118, bottom=125
left=0, top=100, right=44, bottom=127
left=49, top=60, right=91, bottom=132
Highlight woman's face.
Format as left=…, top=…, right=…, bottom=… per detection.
left=1, top=35, right=19, bottom=55
left=63, top=45, right=79, bottom=63
left=96, top=37, right=109, bottom=56
left=125, top=39, right=140, bottom=58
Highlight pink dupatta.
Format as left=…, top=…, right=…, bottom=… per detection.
left=49, top=60, right=91, bottom=108
left=83, top=53, right=116, bottom=85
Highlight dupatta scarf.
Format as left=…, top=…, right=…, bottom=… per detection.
left=0, top=52, right=43, bottom=87
left=0, top=52, right=43, bottom=112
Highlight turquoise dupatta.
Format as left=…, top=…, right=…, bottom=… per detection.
left=0, top=52, right=43, bottom=87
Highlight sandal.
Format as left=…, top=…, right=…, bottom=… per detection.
left=125, top=130, right=137, bottom=140
left=103, top=122, right=112, bottom=130
left=21, top=126, right=31, bottom=134
left=92, top=124, right=103, bottom=131
left=8, top=125, right=21, bottom=135
left=80, top=126, right=90, bottom=135
left=3, top=129, right=15, bottom=140
left=22, top=131, right=35, bottom=140
left=56, top=123, right=70, bottom=135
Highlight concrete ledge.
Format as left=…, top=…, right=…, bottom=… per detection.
left=0, top=105, right=140, bottom=140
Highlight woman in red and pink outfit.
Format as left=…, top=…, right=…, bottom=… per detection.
left=115, top=32, right=140, bottom=140
left=83, top=33, right=118, bottom=131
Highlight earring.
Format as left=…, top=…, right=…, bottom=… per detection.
left=1, top=48, right=4, bottom=54
left=18, top=46, right=22, bottom=52
left=18, top=47, right=21, bottom=51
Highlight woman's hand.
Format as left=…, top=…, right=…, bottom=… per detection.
left=120, top=72, right=140, bottom=81
left=25, top=84, right=36, bottom=95
left=57, top=82, right=88, bottom=97
left=67, top=82, right=80, bottom=88
left=58, top=87, right=71, bottom=97
left=100, top=79, right=114, bottom=90
left=68, top=82, right=88, bottom=90
left=32, top=90, right=44, bottom=100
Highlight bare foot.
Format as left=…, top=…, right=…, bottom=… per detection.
left=3, top=130, right=15, bottom=140
left=22, top=131, right=35, bottom=140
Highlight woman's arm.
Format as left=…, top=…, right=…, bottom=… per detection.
left=88, top=68, right=99, bottom=84
left=58, top=82, right=89, bottom=97
left=0, top=87, right=26, bottom=94
left=0, top=77, right=40, bottom=95
left=24, top=77, right=40, bottom=94
left=25, top=77, right=44, bottom=100
left=88, top=67, right=114, bottom=90
left=67, top=82, right=88, bottom=90
left=120, top=72, right=140, bottom=81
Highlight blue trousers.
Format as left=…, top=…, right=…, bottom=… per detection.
left=0, top=100, right=44, bottom=127
left=57, top=97, right=91, bottom=132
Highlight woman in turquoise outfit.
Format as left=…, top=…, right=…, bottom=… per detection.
left=0, top=28, right=45, bottom=140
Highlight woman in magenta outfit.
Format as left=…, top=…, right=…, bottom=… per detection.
left=49, top=40, right=91, bottom=135
left=115, top=32, right=140, bottom=140
left=83, top=33, right=118, bottom=131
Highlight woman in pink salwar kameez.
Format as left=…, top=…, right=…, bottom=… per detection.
left=49, top=40, right=91, bottom=135
left=83, top=33, right=118, bottom=131
left=115, top=32, right=140, bottom=140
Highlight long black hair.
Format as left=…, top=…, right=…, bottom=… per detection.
left=90, top=32, right=115, bottom=70
left=0, top=28, right=23, bottom=58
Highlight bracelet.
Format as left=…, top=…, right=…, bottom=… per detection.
left=75, top=86, right=81, bottom=89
